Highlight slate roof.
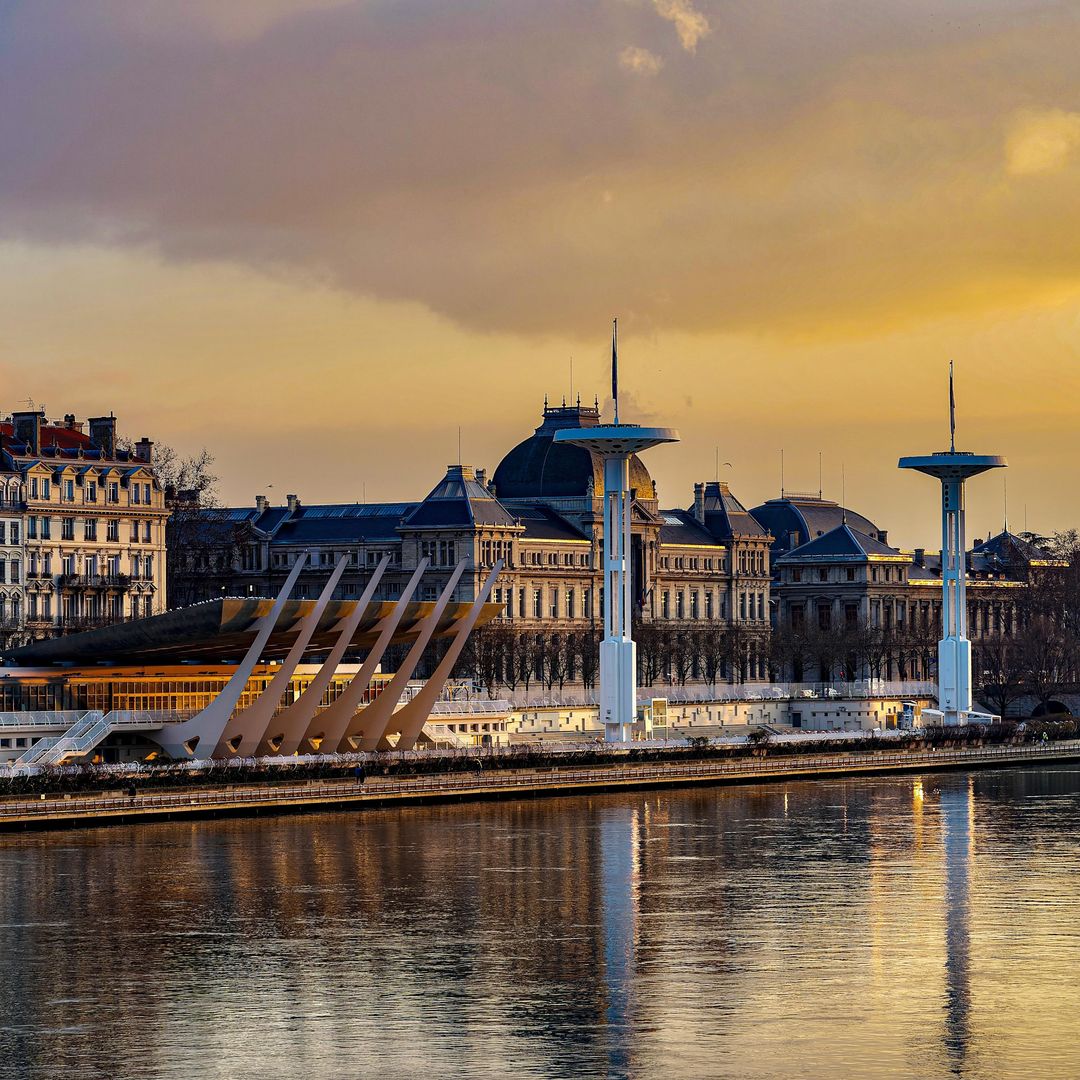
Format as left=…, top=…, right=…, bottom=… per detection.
left=698, top=482, right=770, bottom=540
left=777, top=523, right=904, bottom=563
left=750, top=495, right=883, bottom=555
left=514, top=503, right=589, bottom=542
left=659, top=509, right=722, bottom=547
left=401, top=465, right=520, bottom=530
left=973, top=530, right=1064, bottom=567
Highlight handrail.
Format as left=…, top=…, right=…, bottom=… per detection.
left=2, top=741, right=1079, bottom=820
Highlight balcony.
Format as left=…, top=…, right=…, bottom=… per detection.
left=58, top=573, right=132, bottom=590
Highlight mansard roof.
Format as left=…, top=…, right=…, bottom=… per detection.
left=695, top=482, right=770, bottom=541
left=777, top=522, right=903, bottom=563
left=972, top=530, right=1066, bottom=568
left=659, top=509, right=723, bottom=547
left=400, top=465, right=520, bottom=531
left=514, top=503, right=589, bottom=542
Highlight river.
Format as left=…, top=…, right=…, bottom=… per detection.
left=2, top=766, right=1080, bottom=1079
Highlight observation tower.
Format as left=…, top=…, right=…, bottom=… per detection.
left=899, top=363, right=1006, bottom=726
left=555, top=320, right=678, bottom=741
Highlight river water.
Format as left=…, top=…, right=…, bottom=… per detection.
left=2, top=766, right=1080, bottom=1080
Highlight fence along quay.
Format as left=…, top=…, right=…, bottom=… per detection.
left=3, top=739, right=1080, bottom=831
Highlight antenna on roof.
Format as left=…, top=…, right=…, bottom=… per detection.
left=569, top=355, right=574, bottom=404
left=1003, top=476, right=1008, bottom=533
left=611, top=317, right=619, bottom=425
left=780, top=448, right=785, bottom=497
left=949, top=359, right=956, bottom=452
left=841, top=463, right=847, bottom=524
left=457, top=426, right=462, bottom=465
left=818, top=451, right=823, bottom=500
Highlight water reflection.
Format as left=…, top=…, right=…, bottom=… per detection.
left=1, top=767, right=1080, bottom=1079
left=941, top=780, right=973, bottom=1074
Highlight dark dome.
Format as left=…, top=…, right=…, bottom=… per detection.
left=749, top=495, right=885, bottom=557
left=493, top=403, right=653, bottom=500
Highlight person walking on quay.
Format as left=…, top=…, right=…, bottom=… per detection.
left=354, top=764, right=366, bottom=786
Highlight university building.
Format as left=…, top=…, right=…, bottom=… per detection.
left=174, top=402, right=774, bottom=677
left=749, top=492, right=1066, bottom=682
left=0, top=410, right=169, bottom=649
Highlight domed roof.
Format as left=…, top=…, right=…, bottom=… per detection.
left=493, top=403, right=653, bottom=500
left=749, top=494, right=886, bottom=556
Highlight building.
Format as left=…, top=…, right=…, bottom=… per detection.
left=757, top=489, right=1067, bottom=684
left=172, top=401, right=773, bottom=684
left=0, top=410, right=169, bottom=647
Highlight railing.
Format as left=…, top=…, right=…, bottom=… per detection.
left=58, top=574, right=131, bottom=589
left=0, top=710, right=91, bottom=728
left=3, top=740, right=1079, bottom=822
left=429, top=700, right=513, bottom=716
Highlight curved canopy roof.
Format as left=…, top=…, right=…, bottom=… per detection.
left=7, top=597, right=502, bottom=666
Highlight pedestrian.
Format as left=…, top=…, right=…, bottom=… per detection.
left=127, top=783, right=137, bottom=800
left=354, top=764, right=366, bottom=786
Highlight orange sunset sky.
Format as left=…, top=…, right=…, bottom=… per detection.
left=1, top=0, right=1077, bottom=547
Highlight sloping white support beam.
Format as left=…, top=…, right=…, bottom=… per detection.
left=393, top=561, right=502, bottom=750
left=216, top=553, right=351, bottom=758
left=155, top=554, right=308, bottom=760
left=343, top=561, right=467, bottom=754
left=259, top=555, right=392, bottom=756
left=292, top=558, right=431, bottom=756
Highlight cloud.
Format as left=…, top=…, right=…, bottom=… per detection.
left=652, top=0, right=710, bottom=53
left=0, top=1, right=1078, bottom=344
left=619, top=45, right=664, bottom=76
left=1005, top=108, right=1080, bottom=176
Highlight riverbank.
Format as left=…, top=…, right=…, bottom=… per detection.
left=3, top=739, right=1079, bottom=831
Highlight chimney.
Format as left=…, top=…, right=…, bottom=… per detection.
left=877, top=530, right=888, bottom=544
left=475, top=467, right=487, bottom=489
left=88, top=415, right=116, bottom=458
left=11, top=412, right=42, bottom=454
left=64, top=413, right=76, bottom=429
left=914, top=548, right=925, bottom=566
left=255, top=494, right=269, bottom=513
left=134, top=437, right=154, bottom=463
left=286, top=493, right=301, bottom=513
left=693, top=482, right=705, bottom=523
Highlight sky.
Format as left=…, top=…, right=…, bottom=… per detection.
left=1, top=0, right=1078, bottom=546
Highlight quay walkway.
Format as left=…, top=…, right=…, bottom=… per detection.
left=2, top=740, right=1079, bottom=831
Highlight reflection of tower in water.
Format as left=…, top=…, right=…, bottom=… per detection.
left=599, top=806, right=642, bottom=1078
left=940, top=780, right=974, bottom=1069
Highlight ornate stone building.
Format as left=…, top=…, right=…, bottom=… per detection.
left=0, top=410, right=169, bottom=647
left=750, top=493, right=1066, bottom=683
left=174, top=402, right=773, bottom=679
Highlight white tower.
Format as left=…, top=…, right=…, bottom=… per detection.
left=899, top=364, right=1006, bottom=726
left=554, top=321, right=678, bottom=741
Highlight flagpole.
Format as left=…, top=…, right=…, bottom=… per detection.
left=949, top=359, right=956, bottom=452
left=612, top=317, right=619, bottom=426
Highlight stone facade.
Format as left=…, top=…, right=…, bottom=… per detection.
left=0, top=411, right=168, bottom=648
left=173, top=403, right=773, bottom=678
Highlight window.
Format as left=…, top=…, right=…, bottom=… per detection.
left=584, top=587, right=593, bottom=619
left=85, top=519, right=98, bottom=542
left=40, top=517, right=51, bottom=540
left=61, top=555, right=75, bottom=576
left=739, top=592, right=746, bottom=620
left=846, top=567, right=856, bottom=581
left=29, top=477, right=38, bottom=499
left=791, top=569, right=801, bottom=582
left=41, top=479, right=50, bottom=500
left=676, top=592, right=684, bottom=619
left=143, top=521, right=152, bottom=543
left=690, top=591, right=699, bottom=619
left=818, top=568, right=828, bottom=582
left=132, top=484, right=142, bottom=505
left=27, top=517, right=36, bottom=540
left=818, top=605, right=831, bottom=631
left=532, top=589, right=542, bottom=618
left=131, top=521, right=139, bottom=542
left=108, top=482, right=119, bottom=503
left=62, top=479, right=74, bottom=501
left=86, top=481, right=97, bottom=502
left=145, top=555, right=153, bottom=579
left=566, top=589, right=576, bottom=619
left=519, top=588, right=527, bottom=619
left=107, top=519, right=119, bottom=542
left=662, top=591, right=670, bottom=619
left=0, top=558, right=5, bottom=584
left=143, top=483, right=152, bottom=504
left=9, top=523, right=17, bottom=545
left=549, top=589, right=558, bottom=619
left=0, top=523, right=5, bottom=545
left=705, top=592, right=713, bottom=620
